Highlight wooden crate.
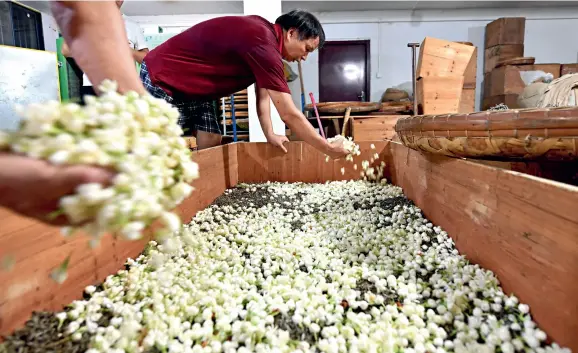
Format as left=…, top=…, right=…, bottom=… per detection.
left=561, top=64, right=578, bottom=76
left=417, top=37, right=476, bottom=78
left=350, top=115, right=401, bottom=141
left=416, top=76, right=465, bottom=114
left=1, top=141, right=578, bottom=352
left=484, top=44, right=524, bottom=74
left=485, top=66, right=525, bottom=96
left=459, top=88, right=476, bottom=113
left=485, top=64, right=561, bottom=98
left=485, top=17, right=526, bottom=48
left=454, top=41, right=477, bottom=87
left=464, top=46, right=478, bottom=87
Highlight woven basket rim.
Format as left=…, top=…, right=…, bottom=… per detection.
left=398, top=135, right=578, bottom=161
left=395, top=107, right=578, bottom=138
left=305, top=102, right=381, bottom=114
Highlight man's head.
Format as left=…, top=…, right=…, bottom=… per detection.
left=275, top=10, right=325, bottom=62
left=116, top=0, right=124, bottom=8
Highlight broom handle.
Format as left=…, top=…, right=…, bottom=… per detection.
left=298, top=61, right=306, bottom=112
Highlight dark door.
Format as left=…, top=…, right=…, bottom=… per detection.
left=318, top=40, right=370, bottom=102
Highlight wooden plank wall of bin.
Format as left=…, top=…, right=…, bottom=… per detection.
left=415, top=37, right=477, bottom=115
left=1, top=142, right=578, bottom=351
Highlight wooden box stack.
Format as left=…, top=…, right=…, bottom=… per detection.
left=484, top=17, right=525, bottom=75
left=482, top=17, right=565, bottom=110
left=482, top=17, right=526, bottom=109
left=415, top=37, right=476, bottom=115
left=219, top=89, right=250, bottom=141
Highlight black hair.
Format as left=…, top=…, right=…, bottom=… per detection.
left=275, top=9, right=326, bottom=47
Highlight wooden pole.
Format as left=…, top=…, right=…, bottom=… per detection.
left=341, top=107, right=352, bottom=137
left=298, top=60, right=306, bottom=112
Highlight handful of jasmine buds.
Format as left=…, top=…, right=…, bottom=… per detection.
left=326, top=135, right=386, bottom=181
left=0, top=80, right=199, bottom=273
left=327, top=135, right=361, bottom=161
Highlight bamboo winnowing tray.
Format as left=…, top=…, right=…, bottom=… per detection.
left=0, top=141, right=577, bottom=351
left=395, top=107, right=578, bottom=161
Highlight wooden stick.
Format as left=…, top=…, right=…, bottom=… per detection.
left=341, top=107, right=352, bottom=137
left=298, top=61, right=306, bottom=112
left=308, top=92, right=326, bottom=139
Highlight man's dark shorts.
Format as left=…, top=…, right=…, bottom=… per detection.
left=140, top=62, right=221, bottom=136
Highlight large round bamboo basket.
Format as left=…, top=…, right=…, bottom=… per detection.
left=305, top=102, right=380, bottom=114
left=394, top=107, right=578, bottom=161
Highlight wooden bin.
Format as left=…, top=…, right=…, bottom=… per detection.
left=417, top=37, right=476, bottom=78
left=0, top=142, right=577, bottom=352
left=416, top=76, right=465, bottom=114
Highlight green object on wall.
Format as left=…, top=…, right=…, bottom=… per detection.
left=56, top=36, right=143, bottom=101
left=56, top=37, right=69, bottom=101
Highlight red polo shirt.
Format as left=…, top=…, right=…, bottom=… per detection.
left=143, top=15, right=291, bottom=101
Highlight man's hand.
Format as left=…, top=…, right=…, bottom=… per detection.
left=0, top=152, right=114, bottom=226
left=267, top=90, right=350, bottom=159
left=132, top=48, right=149, bottom=64
left=266, top=133, right=289, bottom=153
left=326, top=138, right=350, bottom=160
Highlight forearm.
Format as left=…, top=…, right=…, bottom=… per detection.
left=256, top=87, right=274, bottom=137
left=51, top=1, right=145, bottom=95
left=282, top=112, right=331, bottom=153
left=132, top=49, right=149, bottom=64
left=267, top=89, right=332, bottom=153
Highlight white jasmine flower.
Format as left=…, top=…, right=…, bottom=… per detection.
left=2, top=80, right=200, bottom=279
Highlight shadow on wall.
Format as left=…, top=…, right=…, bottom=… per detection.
left=467, top=25, right=486, bottom=112
left=409, top=10, right=423, bottom=27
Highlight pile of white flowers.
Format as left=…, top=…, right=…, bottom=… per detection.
left=53, top=181, right=569, bottom=353
left=0, top=81, right=199, bottom=282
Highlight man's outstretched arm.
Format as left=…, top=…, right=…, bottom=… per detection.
left=267, top=90, right=348, bottom=159
left=256, top=85, right=289, bottom=153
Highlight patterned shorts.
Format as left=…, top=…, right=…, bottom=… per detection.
left=140, top=62, right=221, bottom=135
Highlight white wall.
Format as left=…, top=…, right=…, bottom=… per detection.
left=296, top=7, right=578, bottom=112
left=130, top=14, right=241, bottom=35
left=41, top=12, right=58, bottom=52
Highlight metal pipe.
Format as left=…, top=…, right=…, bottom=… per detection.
left=407, top=42, right=420, bottom=115
left=221, top=97, right=226, bottom=136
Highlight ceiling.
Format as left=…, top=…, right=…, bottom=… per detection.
left=285, top=1, right=578, bottom=12
left=19, top=0, right=578, bottom=17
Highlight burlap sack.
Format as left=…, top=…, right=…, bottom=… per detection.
left=518, top=82, right=548, bottom=108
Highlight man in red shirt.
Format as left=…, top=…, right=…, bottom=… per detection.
left=141, top=10, right=347, bottom=158
left=0, top=3, right=347, bottom=225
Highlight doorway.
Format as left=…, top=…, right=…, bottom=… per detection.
left=318, top=40, right=370, bottom=102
